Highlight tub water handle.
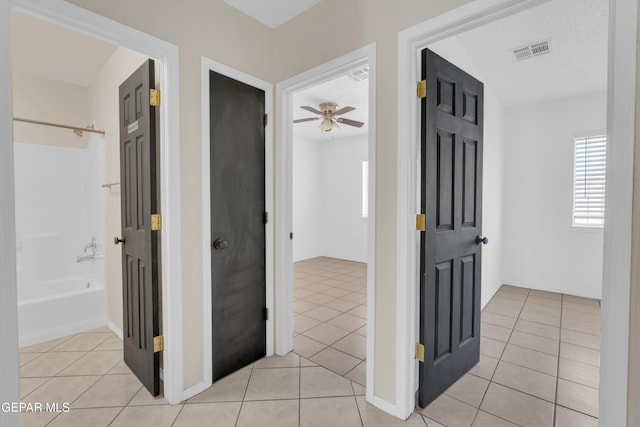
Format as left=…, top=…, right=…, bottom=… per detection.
left=114, top=237, right=125, bottom=245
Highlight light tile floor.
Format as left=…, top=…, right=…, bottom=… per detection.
left=293, top=257, right=367, bottom=385
left=17, top=258, right=601, bottom=426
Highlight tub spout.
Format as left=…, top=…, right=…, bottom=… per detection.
left=84, top=237, right=98, bottom=253
left=76, top=254, right=104, bottom=263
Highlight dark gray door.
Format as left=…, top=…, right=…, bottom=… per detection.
left=210, top=71, right=266, bottom=382
left=118, top=59, right=161, bottom=396
left=418, top=48, right=485, bottom=408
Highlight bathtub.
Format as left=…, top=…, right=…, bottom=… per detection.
left=18, top=278, right=107, bottom=347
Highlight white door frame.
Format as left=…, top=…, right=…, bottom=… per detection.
left=396, top=0, right=636, bottom=424
left=0, top=0, right=20, bottom=424
left=3, top=0, right=184, bottom=405
left=199, top=57, right=275, bottom=396
left=274, top=43, right=380, bottom=408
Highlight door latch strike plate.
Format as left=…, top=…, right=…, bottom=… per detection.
left=415, top=343, right=425, bottom=362
left=417, top=80, right=427, bottom=99
left=154, top=336, right=164, bottom=353
left=151, top=214, right=162, bottom=231
left=150, top=89, right=161, bottom=107
left=416, top=214, right=426, bottom=231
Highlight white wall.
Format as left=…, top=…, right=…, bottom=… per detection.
left=321, top=135, right=369, bottom=262
left=292, top=137, right=324, bottom=261
left=502, top=91, right=606, bottom=299
left=13, top=74, right=90, bottom=148
left=428, top=37, right=506, bottom=307
left=293, top=134, right=368, bottom=263
left=88, top=47, right=149, bottom=334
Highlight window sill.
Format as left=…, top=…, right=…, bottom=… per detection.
left=570, top=225, right=604, bottom=233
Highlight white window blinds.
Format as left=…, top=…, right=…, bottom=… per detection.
left=362, top=160, right=369, bottom=218
left=573, top=135, right=607, bottom=227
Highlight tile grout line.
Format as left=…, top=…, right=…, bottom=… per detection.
left=352, top=392, right=365, bottom=427
left=471, top=288, right=528, bottom=426
left=170, top=402, right=186, bottom=427
left=233, top=359, right=255, bottom=427
left=553, top=294, right=564, bottom=427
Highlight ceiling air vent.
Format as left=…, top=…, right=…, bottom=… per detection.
left=512, top=39, right=552, bottom=61
left=348, top=66, right=370, bottom=82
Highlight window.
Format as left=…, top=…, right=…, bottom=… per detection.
left=362, top=160, right=369, bottom=218
left=573, top=134, right=607, bottom=227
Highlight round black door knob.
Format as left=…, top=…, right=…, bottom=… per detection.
left=475, top=236, right=488, bottom=245
left=114, top=237, right=125, bottom=245
left=213, top=239, right=228, bottom=250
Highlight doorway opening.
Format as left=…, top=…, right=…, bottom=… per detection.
left=275, top=43, right=376, bottom=401
left=7, top=1, right=183, bottom=405
left=291, top=69, right=370, bottom=386
left=12, top=9, right=152, bottom=346
left=398, top=1, right=630, bottom=422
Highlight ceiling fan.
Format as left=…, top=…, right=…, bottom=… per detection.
left=293, top=102, right=364, bottom=132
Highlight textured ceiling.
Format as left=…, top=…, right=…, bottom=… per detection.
left=12, top=11, right=118, bottom=87
left=451, top=0, right=608, bottom=106
left=223, top=0, right=322, bottom=29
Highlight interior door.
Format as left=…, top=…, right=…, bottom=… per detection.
left=117, top=59, right=161, bottom=396
left=210, top=71, right=266, bottom=382
left=418, top=48, right=485, bottom=408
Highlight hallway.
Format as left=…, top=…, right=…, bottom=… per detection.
left=18, top=282, right=600, bottom=426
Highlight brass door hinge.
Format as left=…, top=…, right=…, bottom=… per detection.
left=415, top=343, right=425, bottom=362
left=417, top=80, right=427, bottom=99
left=151, top=214, right=162, bottom=231
left=154, top=336, right=164, bottom=353
left=264, top=113, right=268, bottom=127
left=264, top=212, right=268, bottom=224
left=265, top=308, right=270, bottom=321
left=150, top=89, right=161, bottom=107
left=416, top=214, right=426, bottom=231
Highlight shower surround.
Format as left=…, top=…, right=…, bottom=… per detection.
left=14, top=135, right=106, bottom=347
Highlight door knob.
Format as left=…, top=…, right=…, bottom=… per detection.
left=475, top=236, right=488, bottom=245
left=114, top=237, right=125, bottom=245
left=213, top=239, right=228, bottom=250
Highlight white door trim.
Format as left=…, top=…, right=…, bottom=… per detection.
left=397, top=0, right=635, bottom=423
left=0, top=0, right=20, bottom=424
left=6, top=0, right=184, bottom=405
left=199, top=57, right=275, bottom=396
left=275, top=43, right=378, bottom=405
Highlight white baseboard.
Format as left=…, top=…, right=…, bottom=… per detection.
left=366, top=393, right=402, bottom=419
left=19, top=317, right=106, bottom=348
left=107, top=319, right=124, bottom=340
left=481, top=281, right=503, bottom=309
left=181, top=381, right=211, bottom=403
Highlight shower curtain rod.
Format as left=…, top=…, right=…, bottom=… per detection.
left=13, top=117, right=106, bottom=136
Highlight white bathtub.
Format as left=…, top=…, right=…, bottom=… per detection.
left=18, top=278, right=107, bottom=347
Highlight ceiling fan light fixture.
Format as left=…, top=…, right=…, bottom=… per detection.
left=319, top=118, right=335, bottom=132
left=296, top=102, right=364, bottom=132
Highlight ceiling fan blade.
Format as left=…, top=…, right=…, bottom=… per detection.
left=293, top=117, right=320, bottom=123
left=336, top=117, right=365, bottom=128
left=300, top=106, right=322, bottom=115
left=334, top=106, right=356, bottom=115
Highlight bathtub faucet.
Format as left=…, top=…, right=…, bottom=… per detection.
left=77, top=254, right=103, bottom=263
left=84, top=237, right=98, bottom=253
